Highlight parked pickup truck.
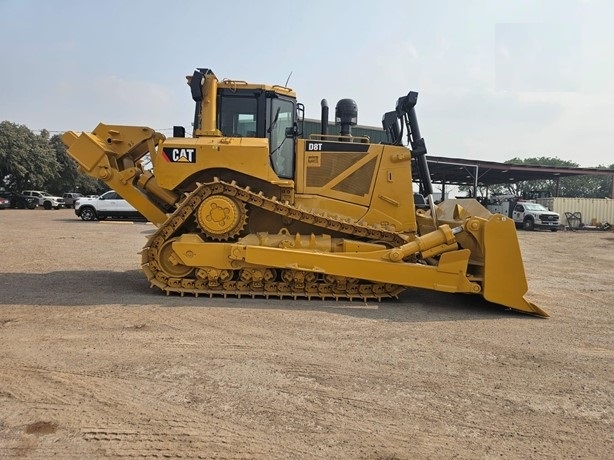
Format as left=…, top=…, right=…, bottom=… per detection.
left=485, top=196, right=561, bottom=232
left=511, top=201, right=560, bottom=231
left=22, top=190, right=65, bottom=209
left=62, top=192, right=84, bottom=208
left=74, top=191, right=145, bottom=221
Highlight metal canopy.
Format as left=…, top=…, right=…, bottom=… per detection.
left=422, top=155, right=614, bottom=188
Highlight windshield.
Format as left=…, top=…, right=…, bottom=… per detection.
left=523, top=203, right=549, bottom=212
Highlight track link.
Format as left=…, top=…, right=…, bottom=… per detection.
left=141, top=179, right=407, bottom=300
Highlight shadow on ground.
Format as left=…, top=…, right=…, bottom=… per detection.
left=0, top=270, right=537, bottom=323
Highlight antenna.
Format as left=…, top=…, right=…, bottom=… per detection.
left=284, top=71, right=293, bottom=87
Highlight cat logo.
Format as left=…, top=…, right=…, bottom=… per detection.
left=162, top=147, right=196, bottom=163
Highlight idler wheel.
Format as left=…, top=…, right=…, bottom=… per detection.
left=157, top=238, right=193, bottom=278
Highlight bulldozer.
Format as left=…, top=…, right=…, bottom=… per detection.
left=62, top=67, right=547, bottom=317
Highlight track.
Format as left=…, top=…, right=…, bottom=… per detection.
left=141, top=179, right=407, bottom=300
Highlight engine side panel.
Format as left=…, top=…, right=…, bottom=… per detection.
left=295, top=139, right=416, bottom=233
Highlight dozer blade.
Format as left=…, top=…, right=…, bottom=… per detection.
left=216, top=216, right=548, bottom=317
left=481, top=214, right=548, bottom=317
left=416, top=198, right=547, bottom=317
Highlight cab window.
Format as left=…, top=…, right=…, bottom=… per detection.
left=218, top=97, right=258, bottom=137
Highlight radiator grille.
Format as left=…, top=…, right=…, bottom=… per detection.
left=332, top=157, right=377, bottom=196
left=306, top=152, right=368, bottom=188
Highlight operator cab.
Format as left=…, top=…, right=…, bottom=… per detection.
left=188, top=68, right=298, bottom=179
left=217, top=87, right=296, bottom=178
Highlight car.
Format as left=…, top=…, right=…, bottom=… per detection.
left=0, top=191, right=37, bottom=209
left=0, top=197, right=9, bottom=209
left=22, top=190, right=65, bottom=209
left=62, top=192, right=84, bottom=208
left=74, top=191, right=145, bottom=221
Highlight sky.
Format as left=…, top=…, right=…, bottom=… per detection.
left=1, top=0, right=612, bottom=168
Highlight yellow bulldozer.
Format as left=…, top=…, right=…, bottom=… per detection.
left=62, top=67, right=547, bottom=317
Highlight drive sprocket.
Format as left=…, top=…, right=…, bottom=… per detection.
left=196, top=194, right=247, bottom=240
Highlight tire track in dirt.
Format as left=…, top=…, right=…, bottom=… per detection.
left=1, top=363, right=313, bottom=458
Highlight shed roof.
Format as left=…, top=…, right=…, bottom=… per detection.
left=424, top=156, right=614, bottom=186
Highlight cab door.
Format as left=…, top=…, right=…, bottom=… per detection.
left=513, top=204, right=525, bottom=221
left=268, top=98, right=295, bottom=179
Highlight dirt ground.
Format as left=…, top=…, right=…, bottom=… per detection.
left=0, top=208, right=612, bottom=459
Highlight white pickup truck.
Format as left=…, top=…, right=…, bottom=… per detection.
left=511, top=201, right=561, bottom=231
left=74, top=191, right=145, bottom=221
left=22, top=190, right=65, bottom=209
left=486, top=197, right=561, bottom=232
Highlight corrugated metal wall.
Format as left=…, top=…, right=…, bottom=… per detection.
left=536, top=197, right=614, bottom=226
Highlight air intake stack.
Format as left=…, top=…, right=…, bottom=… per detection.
left=335, top=99, right=358, bottom=137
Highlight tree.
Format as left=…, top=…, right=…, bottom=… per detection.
left=504, top=156, right=575, bottom=198
left=0, top=122, right=108, bottom=195
left=595, top=165, right=614, bottom=197
left=0, top=122, right=60, bottom=192
left=506, top=157, right=614, bottom=198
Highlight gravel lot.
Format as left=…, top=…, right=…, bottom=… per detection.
left=0, top=208, right=612, bottom=459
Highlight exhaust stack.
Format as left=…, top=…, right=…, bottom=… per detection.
left=320, top=99, right=329, bottom=135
